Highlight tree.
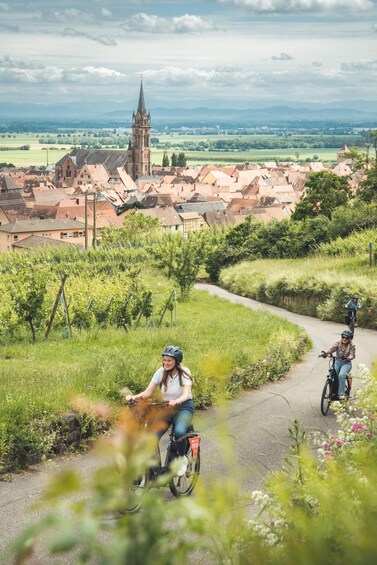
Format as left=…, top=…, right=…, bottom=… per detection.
left=152, top=233, right=206, bottom=298
left=100, top=211, right=161, bottom=247
left=162, top=152, right=170, bottom=167
left=177, top=152, right=187, bottom=167
left=291, top=171, right=352, bottom=221
left=171, top=153, right=177, bottom=167
left=357, top=164, right=377, bottom=204
left=9, top=266, right=47, bottom=342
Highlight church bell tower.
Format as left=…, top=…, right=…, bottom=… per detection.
left=127, top=80, right=151, bottom=180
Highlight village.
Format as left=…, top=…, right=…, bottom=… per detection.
left=0, top=83, right=359, bottom=254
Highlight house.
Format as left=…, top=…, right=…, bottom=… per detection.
left=203, top=209, right=236, bottom=229
left=12, top=235, right=73, bottom=253
left=178, top=212, right=208, bottom=237
left=0, top=218, right=91, bottom=253
left=54, top=149, right=129, bottom=187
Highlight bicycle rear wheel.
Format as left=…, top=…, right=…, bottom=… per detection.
left=169, top=446, right=200, bottom=497
left=320, top=381, right=332, bottom=416
left=120, top=471, right=148, bottom=514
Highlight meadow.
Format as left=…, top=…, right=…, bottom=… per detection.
left=0, top=131, right=344, bottom=167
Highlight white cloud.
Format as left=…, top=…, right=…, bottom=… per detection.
left=63, top=28, right=117, bottom=46
left=40, top=9, right=97, bottom=24
left=216, top=0, right=374, bottom=13
left=312, top=61, right=322, bottom=67
left=271, top=52, right=294, bottom=60
left=101, top=8, right=112, bottom=18
left=120, top=12, right=217, bottom=34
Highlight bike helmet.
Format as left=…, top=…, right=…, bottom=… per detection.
left=341, top=329, right=353, bottom=339
left=352, top=293, right=359, bottom=299
left=161, top=345, right=183, bottom=363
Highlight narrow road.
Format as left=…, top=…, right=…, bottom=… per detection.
left=0, top=284, right=375, bottom=562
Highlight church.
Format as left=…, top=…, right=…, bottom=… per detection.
left=54, top=81, right=152, bottom=185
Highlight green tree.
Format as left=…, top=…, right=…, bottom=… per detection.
left=177, top=152, right=187, bottom=167
left=171, top=153, right=177, bottom=167
left=100, top=211, right=161, bottom=247
left=357, top=164, right=377, bottom=204
left=9, top=266, right=47, bottom=342
left=162, top=152, right=170, bottom=167
left=153, top=233, right=206, bottom=298
left=292, top=171, right=352, bottom=220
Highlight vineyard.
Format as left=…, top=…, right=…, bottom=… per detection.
left=0, top=246, right=177, bottom=344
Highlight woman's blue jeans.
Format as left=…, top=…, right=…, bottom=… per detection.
left=335, top=360, right=351, bottom=395
left=156, top=400, right=194, bottom=456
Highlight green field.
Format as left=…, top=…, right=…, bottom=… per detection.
left=0, top=132, right=340, bottom=167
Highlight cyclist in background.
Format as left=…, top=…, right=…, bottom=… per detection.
left=126, top=345, right=194, bottom=477
left=319, top=329, right=355, bottom=400
left=345, top=293, right=361, bottom=327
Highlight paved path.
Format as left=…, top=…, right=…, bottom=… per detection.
left=1, top=284, right=375, bottom=562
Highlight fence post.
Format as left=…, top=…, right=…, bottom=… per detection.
left=369, top=242, right=373, bottom=267
left=45, top=275, right=67, bottom=339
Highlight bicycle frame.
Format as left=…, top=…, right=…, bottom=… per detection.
left=320, top=354, right=351, bottom=416
left=123, top=400, right=201, bottom=511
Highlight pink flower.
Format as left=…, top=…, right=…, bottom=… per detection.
left=336, top=439, right=344, bottom=447
left=351, top=422, right=368, bottom=433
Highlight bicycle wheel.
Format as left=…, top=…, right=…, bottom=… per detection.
left=349, top=316, right=355, bottom=335
left=169, top=446, right=200, bottom=497
left=320, top=380, right=332, bottom=416
left=120, top=471, right=148, bottom=514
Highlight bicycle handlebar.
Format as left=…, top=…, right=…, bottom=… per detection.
left=126, top=398, right=169, bottom=408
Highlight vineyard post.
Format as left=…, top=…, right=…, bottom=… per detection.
left=62, top=286, right=72, bottom=337
left=369, top=242, right=373, bottom=267
left=93, top=195, right=97, bottom=249
left=84, top=193, right=88, bottom=250
left=134, top=291, right=152, bottom=329
left=45, top=274, right=67, bottom=339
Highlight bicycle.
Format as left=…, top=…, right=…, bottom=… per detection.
left=122, top=399, right=201, bottom=513
left=345, top=308, right=356, bottom=335
left=320, top=353, right=352, bottom=416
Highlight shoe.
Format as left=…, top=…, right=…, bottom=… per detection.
left=176, top=456, right=188, bottom=477
left=133, top=476, right=145, bottom=488
left=338, top=395, right=345, bottom=402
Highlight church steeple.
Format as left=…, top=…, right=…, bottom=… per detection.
left=127, top=79, right=152, bottom=180
left=137, top=80, right=147, bottom=115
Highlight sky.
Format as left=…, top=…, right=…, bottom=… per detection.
left=0, top=0, right=377, bottom=110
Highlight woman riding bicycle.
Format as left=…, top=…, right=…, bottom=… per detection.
left=319, top=329, right=355, bottom=400
left=345, top=293, right=361, bottom=328
left=126, top=345, right=194, bottom=477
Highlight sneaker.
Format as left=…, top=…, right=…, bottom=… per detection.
left=176, top=456, right=188, bottom=477
left=338, top=394, right=345, bottom=402
left=133, top=476, right=145, bottom=488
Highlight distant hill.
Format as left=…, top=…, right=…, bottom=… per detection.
left=0, top=100, right=376, bottom=127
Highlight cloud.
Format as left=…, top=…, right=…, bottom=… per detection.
left=0, top=22, right=20, bottom=32
left=63, top=28, right=117, bottom=46
left=271, top=52, right=294, bottom=60
left=312, top=61, right=322, bottom=67
left=120, top=12, right=217, bottom=33
left=215, top=0, right=374, bottom=14
left=40, top=9, right=97, bottom=24
left=340, top=59, right=377, bottom=71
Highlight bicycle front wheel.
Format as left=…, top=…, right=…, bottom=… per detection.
left=169, top=447, right=200, bottom=497
left=321, top=380, right=332, bottom=416
left=120, top=471, right=148, bottom=514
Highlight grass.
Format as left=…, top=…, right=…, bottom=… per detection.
left=0, top=132, right=340, bottom=167
left=0, top=288, right=304, bottom=413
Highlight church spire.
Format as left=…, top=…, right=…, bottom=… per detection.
left=137, top=79, right=147, bottom=115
